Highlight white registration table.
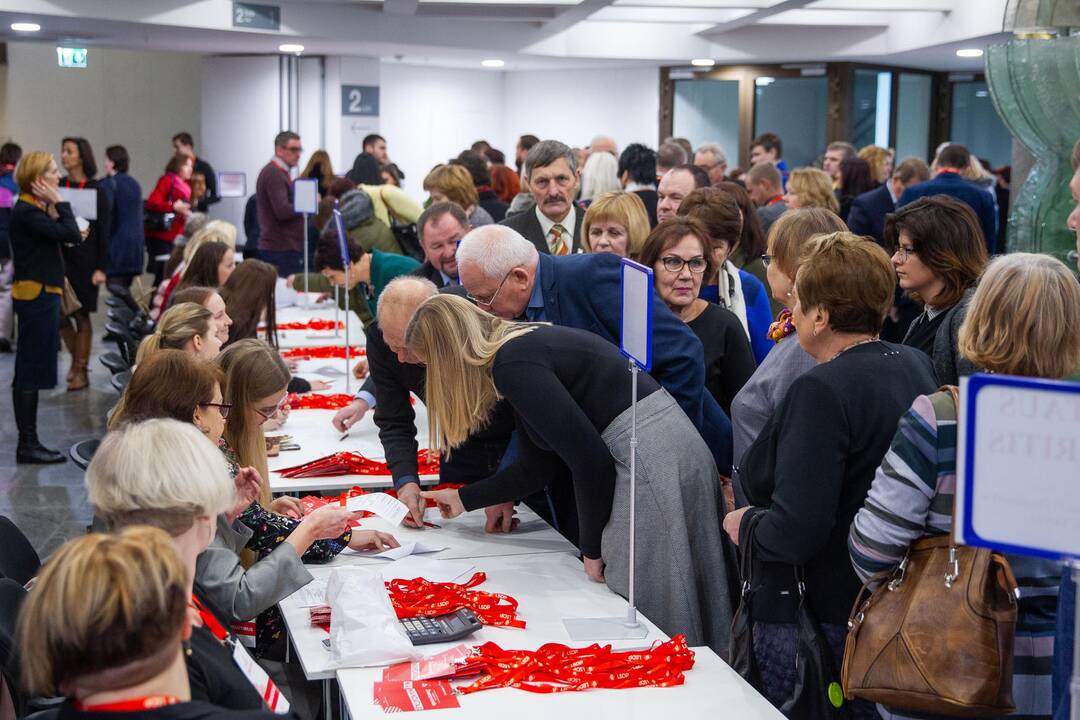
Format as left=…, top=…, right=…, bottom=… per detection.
left=337, top=644, right=783, bottom=719
left=274, top=291, right=366, bottom=349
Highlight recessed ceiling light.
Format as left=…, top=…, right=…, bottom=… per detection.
left=956, top=48, right=984, bottom=58
left=10, top=22, right=41, bottom=32
left=691, top=58, right=715, bottom=67
left=481, top=59, right=504, bottom=68
left=279, top=43, right=305, bottom=53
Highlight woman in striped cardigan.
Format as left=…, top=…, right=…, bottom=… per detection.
left=849, top=253, right=1080, bottom=720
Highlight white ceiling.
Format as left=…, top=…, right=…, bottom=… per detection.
left=0, top=0, right=1010, bottom=72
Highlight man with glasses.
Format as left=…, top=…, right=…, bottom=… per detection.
left=255, top=130, right=305, bottom=277
left=499, top=140, right=585, bottom=256
left=457, top=224, right=736, bottom=475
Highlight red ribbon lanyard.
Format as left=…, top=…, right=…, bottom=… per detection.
left=190, top=596, right=229, bottom=642
left=276, top=319, right=345, bottom=331
left=276, top=450, right=440, bottom=478
left=457, top=635, right=695, bottom=695
left=280, top=346, right=365, bottom=359
left=74, top=696, right=182, bottom=712
left=62, top=178, right=87, bottom=190
left=285, top=392, right=357, bottom=410
left=386, top=572, right=526, bottom=629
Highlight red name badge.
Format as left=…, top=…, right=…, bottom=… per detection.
left=373, top=680, right=460, bottom=713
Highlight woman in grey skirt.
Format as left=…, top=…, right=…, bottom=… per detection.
left=412, top=294, right=732, bottom=653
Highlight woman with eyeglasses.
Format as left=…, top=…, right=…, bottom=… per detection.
left=415, top=294, right=733, bottom=653
left=212, top=339, right=398, bottom=655
left=638, top=217, right=754, bottom=416
left=887, top=196, right=988, bottom=385
left=678, top=187, right=774, bottom=366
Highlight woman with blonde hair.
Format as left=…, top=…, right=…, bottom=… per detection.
left=424, top=164, right=493, bottom=227
left=784, top=167, right=840, bottom=214
left=581, top=191, right=650, bottom=257
left=135, top=302, right=220, bottom=364
left=17, top=525, right=280, bottom=719
left=850, top=253, right=1080, bottom=720
left=414, top=294, right=732, bottom=653
left=858, top=145, right=893, bottom=185
left=214, top=339, right=397, bottom=652
left=579, top=151, right=622, bottom=203
left=300, top=149, right=334, bottom=195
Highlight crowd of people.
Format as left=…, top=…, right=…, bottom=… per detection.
left=0, top=122, right=1078, bottom=720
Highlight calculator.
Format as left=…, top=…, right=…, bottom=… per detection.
left=400, top=609, right=483, bottom=646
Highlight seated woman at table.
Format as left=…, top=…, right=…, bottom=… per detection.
left=19, top=526, right=281, bottom=720
left=170, top=285, right=233, bottom=347
left=134, top=302, right=221, bottom=365
left=636, top=217, right=755, bottom=416
left=414, top=295, right=733, bottom=653
left=722, top=233, right=937, bottom=717
left=849, top=253, right=1080, bottom=720
left=215, top=339, right=398, bottom=654
left=152, top=219, right=236, bottom=321
left=85, top=418, right=281, bottom=712
left=172, top=240, right=236, bottom=297
left=221, top=258, right=279, bottom=349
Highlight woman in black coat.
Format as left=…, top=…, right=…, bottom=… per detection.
left=9, top=151, right=82, bottom=463
left=58, top=137, right=111, bottom=391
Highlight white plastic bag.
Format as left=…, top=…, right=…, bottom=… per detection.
left=326, top=566, right=420, bottom=668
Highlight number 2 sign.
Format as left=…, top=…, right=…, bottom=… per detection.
left=341, top=85, right=380, bottom=117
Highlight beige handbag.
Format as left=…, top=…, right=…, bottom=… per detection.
left=60, top=279, right=82, bottom=316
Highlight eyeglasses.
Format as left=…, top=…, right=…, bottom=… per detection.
left=254, top=395, right=289, bottom=421
left=893, top=246, right=917, bottom=263
left=660, top=256, right=708, bottom=274
left=199, top=401, right=232, bottom=419
left=761, top=254, right=773, bottom=268
left=284, top=145, right=303, bottom=153
left=466, top=270, right=512, bottom=307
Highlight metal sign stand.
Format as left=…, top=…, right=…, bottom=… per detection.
left=302, top=211, right=309, bottom=307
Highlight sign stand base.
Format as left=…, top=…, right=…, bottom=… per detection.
left=563, top=360, right=646, bottom=642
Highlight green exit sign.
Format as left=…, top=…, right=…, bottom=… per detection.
left=56, top=47, right=87, bottom=68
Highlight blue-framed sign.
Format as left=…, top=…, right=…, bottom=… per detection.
left=619, top=258, right=653, bottom=372
left=332, top=208, right=349, bottom=269
left=956, top=373, right=1080, bottom=560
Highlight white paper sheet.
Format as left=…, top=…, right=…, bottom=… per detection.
left=292, top=576, right=330, bottom=607
left=378, top=556, right=475, bottom=584
left=57, top=187, right=97, bottom=219
left=312, top=365, right=347, bottom=377
left=370, top=542, right=447, bottom=561
left=346, top=493, right=409, bottom=526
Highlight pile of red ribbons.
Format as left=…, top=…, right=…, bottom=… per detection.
left=310, top=571, right=525, bottom=631
left=285, top=392, right=356, bottom=410
left=387, top=572, right=525, bottom=629
left=277, top=319, right=344, bottom=331
left=276, top=450, right=440, bottom=478
left=457, top=635, right=694, bottom=695
left=298, top=482, right=460, bottom=526
left=280, top=346, right=365, bottom=359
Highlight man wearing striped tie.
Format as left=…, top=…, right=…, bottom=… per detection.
left=500, top=140, right=585, bottom=256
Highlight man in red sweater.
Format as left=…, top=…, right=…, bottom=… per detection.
left=255, top=131, right=304, bottom=276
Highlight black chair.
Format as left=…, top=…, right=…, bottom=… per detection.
left=103, top=295, right=124, bottom=309
left=106, top=305, right=134, bottom=325
left=69, top=439, right=100, bottom=470
left=0, top=517, right=40, bottom=586
left=110, top=371, right=130, bottom=393
left=104, top=321, right=139, bottom=366
left=103, top=320, right=127, bottom=342
left=100, top=351, right=129, bottom=375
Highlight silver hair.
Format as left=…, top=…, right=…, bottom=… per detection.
left=455, top=225, right=537, bottom=280
left=524, top=139, right=577, bottom=177
left=695, top=142, right=727, bottom=166
left=657, top=141, right=688, bottom=170
left=579, top=151, right=622, bottom=201
left=376, top=276, right=439, bottom=324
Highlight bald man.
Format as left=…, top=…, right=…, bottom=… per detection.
left=589, top=135, right=618, bottom=157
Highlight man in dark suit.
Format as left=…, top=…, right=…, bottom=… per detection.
left=847, top=157, right=930, bottom=247
left=618, top=143, right=658, bottom=228
left=898, top=144, right=998, bottom=253
left=409, top=201, right=468, bottom=288
left=499, top=140, right=584, bottom=255
left=457, top=225, right=734, bottom=474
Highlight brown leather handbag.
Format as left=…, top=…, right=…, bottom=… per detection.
left=841, top=387, right=1021, bottom=717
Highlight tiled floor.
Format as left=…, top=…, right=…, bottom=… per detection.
left=0, top=310, right=117, bottom=560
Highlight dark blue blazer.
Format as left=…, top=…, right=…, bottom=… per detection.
left=100, top=172, right=145, bottom=277
left=846, top=183, right=894, bottom=247
left=535, top=252, right=734, bottom=473
left=898, top=173, right=998, bottom=254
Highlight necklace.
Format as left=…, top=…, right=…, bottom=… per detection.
left=829, top=336, right=879, bottom=362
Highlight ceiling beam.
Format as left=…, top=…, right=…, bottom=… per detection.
left=531, top=0, right=618, bottom=39
left=696, top=0, right=815, bottom=37
left=383, top=0, right=419, bottom=16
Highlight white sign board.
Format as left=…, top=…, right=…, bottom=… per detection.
left=619, top=258, right=653, bottom=372
left=955, top=373, right=1080, bottom=560
left=293, top=177, right=318, bottom=215
left=218, top=172, right=247, bottom=199
left=57, top=187, right=97, bottom=220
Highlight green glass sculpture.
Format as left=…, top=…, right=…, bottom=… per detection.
left=986, top=1, right=1079, bottom=262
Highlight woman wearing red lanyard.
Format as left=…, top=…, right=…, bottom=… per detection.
left=59, top=137, right=111, bottom=392
left=144, top=153, right=193, bottom=287
left=82, top=418, right=290, bottom=715
left=16, top=524, right=280, bottom=720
